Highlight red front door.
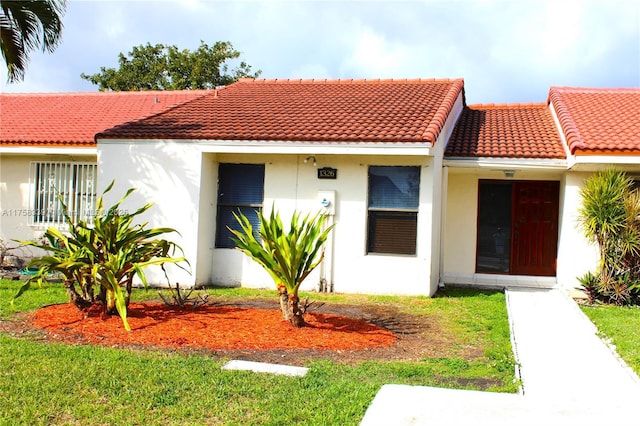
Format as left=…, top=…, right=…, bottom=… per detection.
left=511, top=181, right=559, bottom=276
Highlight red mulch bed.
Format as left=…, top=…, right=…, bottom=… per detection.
left=0, top=297, right=462, bottom=366
left=31, top=302, right=397, bottom=352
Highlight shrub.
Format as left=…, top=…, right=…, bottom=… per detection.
left=230, top=207, right=334, bottom=327
left=14, top=181, right=189, bottom=330
left=577, top=169, right=640, bottom=305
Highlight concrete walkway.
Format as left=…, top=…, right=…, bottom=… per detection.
left=360, top=287, right=640, bottom=425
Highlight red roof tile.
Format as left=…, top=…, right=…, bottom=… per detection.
left=0, top=90, right=210, bottom=147
left=445, top=103, right=566, bottom=159
left=548, top=87, right=640, bottom=155
left=97, top=78, right=465, bottom=144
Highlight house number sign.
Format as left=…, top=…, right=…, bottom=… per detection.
left=317, top=167, right=337, bottom=179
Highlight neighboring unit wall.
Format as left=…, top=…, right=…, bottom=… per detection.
left=442, top=168, right=564, bottom=289
left=0, top=153, right=96, bottom=263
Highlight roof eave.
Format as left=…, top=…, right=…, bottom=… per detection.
left=568, top=153, right=640, bottom=171
left=96, top=138, right=435, bottom=156
left=443, top=156, right=568, bottom=170
left=0, top=146, right=97, bottom=155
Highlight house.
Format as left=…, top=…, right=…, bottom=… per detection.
left=549, top=87, right=640, bottom=288
left=3, top=81, right=638, bottom=296
left=0, top=90, right=210, bottom=261
left=443, top=87, right=640, bottom=290
left=95, top=78, right=466, bottom=295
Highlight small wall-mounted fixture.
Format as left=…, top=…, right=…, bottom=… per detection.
left=304, top=156, right=317, bottom=166
left=503, top=170, right=516, bottom=179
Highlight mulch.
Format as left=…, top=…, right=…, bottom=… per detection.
left=2, top=297, right=462, bottom=366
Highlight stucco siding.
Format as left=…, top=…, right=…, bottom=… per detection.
left=97, top=142, right=202, bottom=286
left=96, top=143, right=440, bottom=295
left=1, top=155, right=35, bottom=243
left=556, top=171, right=599, bottom=289
left=443, top=172, right=478, bottom=276
left=209, top=154, right=436, bottom=296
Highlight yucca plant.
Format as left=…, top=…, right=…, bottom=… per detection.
left=578, top=168, right=640, bottom=305
left=230, top=207, right=335, bottom=327
left=14, top=181, right=189, bottom=330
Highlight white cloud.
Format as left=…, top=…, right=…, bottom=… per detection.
left=341, top=26, right=412, bottom=77
left=0, top=0, right=637, bottom=103
left=287, top=64, right=332, bottom=80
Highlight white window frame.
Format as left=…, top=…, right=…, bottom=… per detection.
left=215, top=163, right=265, bottom=248
left=29, top=161, right=98, bottom=227
left=366, top=165, right=420, bottom=255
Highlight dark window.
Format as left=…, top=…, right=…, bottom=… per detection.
left=215, top=163, right=265, bottom=248
left=367, top=166, right=420, bottom=255
left=476, top=181, right=512, bottom=273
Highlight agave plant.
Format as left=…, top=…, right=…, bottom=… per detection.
left=230, top=207, right=335, bottom=327
left=14, top=181, right=189, bottom=330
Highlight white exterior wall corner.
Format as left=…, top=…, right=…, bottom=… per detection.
left=97, top=140, right=202, bottom=287
left=430, top=91, right=465, bottom=295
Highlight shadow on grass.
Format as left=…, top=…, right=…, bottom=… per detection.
left=434, top=286, right=504, bottom=299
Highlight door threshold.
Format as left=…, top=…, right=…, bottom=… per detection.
left=442, top=272, right=557, bottom=289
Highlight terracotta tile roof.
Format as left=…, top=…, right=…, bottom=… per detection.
left=97, top=78, right=465, bottom=144
left=548, top=87, right=640, bottom=155
left=445, top=103, right=566, bottom=159
left=0, top=90, right=210, bottom=147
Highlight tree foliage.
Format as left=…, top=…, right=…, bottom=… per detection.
left=81, top=40, right=261, bottom=91
left=1, top=0, right=66, bottom=82
left=577, top=168, right=640, bottom=305
left=230, top=207, right=334, bottom=328
left=14, top=181, right=189, bottom=331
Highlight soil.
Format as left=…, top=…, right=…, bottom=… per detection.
left=0, top=297, right=463, bottom=366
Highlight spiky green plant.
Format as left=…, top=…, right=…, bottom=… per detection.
left=14, top=181, right=189, bottom=330
left=230, top=207, right=334, bottom=327
left=578, top=168, right=640, bottom=305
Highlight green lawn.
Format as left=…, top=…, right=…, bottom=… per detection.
left=581, top=304, right=640, bottom=375
left=1, top=279, right=518, bottom=425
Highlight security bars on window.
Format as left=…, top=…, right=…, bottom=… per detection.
left=30, top=162, right=98, bottom=227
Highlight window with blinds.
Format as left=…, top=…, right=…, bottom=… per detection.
left=215, top=163, right=265, bottom=248
left=367, top=166, right=420, bottom=255
left=30, top=162, right=97, bottom=226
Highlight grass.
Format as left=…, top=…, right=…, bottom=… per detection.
left=1, top=279, right=519, bottom=425
left=581, top=304, right=640, bottom=375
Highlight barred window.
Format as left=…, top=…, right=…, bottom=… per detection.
left=30, top=162, right=97, bottom=226
left=367, top=166, right=420, bottom=255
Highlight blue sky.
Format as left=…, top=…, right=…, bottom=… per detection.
left=1, top=0, right=638, bottom=104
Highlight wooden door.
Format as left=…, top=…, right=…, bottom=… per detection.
left=511, top=181, right=559, bottom=276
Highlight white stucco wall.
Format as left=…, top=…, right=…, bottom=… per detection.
left=442, top=170, right=479, bottom=277
left=210, top=153, right=436, bottom=296
left=97, top=139, right=444, bottom=295
left=556, top=171, right=599, bottom=288
left=97, top=142, right=202, bottom=286
left=1, top=155, right=37, bottom=244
